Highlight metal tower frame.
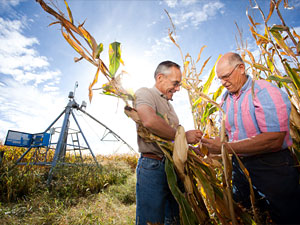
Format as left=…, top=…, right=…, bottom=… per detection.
left=8, top=90, right=135, bottom=185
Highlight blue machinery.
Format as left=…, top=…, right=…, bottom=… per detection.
left=4, top=90, right=135, bottom=185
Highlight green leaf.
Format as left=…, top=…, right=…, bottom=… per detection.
left=266, top=56, right=274, bottom=73
left=284, top=62, right=300, bottom=90
left=190, top=166, right=215, bottom=208
left=253, top=63, right=271, bottom=71
left=164, top=158, right=200, bottom=225
left=270, top=29, right=296, bottom=57
left=269, top=24, right=288, bottom=32
left=266, top=75, right=293, bottom=84
left=109, top=42, right=121, bottom=78
left=203, top=55, right=220, bottom=94
left=95, top=43, right=103, bottom=59
left=212, top=85, right=224, bottom=101
left=201, top=104, right=218, bottom=123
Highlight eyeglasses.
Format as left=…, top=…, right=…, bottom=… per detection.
left=164, top=75, right=182, bottom=88
left=218, top=64, right=241, bottom=82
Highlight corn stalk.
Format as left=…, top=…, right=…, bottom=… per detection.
left=163, top=11, right=259, bottom=224
left=236, top=0, right=300, bottom=160
left=36, top=0, right=133, bottom=104
left=37, top=1, right=258, bottom=224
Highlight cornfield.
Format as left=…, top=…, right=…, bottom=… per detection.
left=34, top=0, right=300, bottom=224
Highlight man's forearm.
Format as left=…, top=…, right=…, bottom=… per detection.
left=143, top=115, right=176, bottom=140
left=228, top=132, right=286, bottom=155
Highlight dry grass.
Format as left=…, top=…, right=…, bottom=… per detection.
left=60, top=190, right=136, bottom=224
left=0, top=145, right=137, bottom=224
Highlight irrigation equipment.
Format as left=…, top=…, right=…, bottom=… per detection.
left=4, top=84, right=135, bottom=185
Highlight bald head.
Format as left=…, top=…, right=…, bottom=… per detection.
left=216, top=52, right=244, bottom=74
left=216, top=52, right=247, bottom=95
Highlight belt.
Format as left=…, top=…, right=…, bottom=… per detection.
left=142, top=153, right=164, bottom=161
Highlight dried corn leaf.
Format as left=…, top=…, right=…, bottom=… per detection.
left=196, top=45, right=207, bottom=63
left=265, top=0, right=275, bottom=23
left=64, top=0, right=73, bottom=24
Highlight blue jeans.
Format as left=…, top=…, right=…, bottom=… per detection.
left=136, top=156, right=180, bottom=225
left=232, top=149, right=300, bottom=224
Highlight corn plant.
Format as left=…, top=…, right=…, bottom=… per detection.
left=36, top=0, right=133, bottom=104
left=235, top=0, right=300, bottom=160
left=162, top=11, right=260, bottom=224
left=35, top=1, right=264, bottom=224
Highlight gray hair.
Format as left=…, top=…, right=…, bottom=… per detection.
left=154, top=61, right=180, bottom=79
left=228, top=53, right=244, bottom=66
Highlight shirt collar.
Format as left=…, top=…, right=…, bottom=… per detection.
left=229, top=75, right=252, bottom=98
left=152, top=86, right=170, bottom=101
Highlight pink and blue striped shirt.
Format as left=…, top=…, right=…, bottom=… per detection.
left=221, top=76, right=292, bottom=149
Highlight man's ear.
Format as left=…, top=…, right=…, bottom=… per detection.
left=156, top=73, right=164, bottom=83
left=240, top=63, right=246, bottom=74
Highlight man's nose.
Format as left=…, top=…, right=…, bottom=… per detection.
left=175, top=85, right=181, bottom=91
left=221, top=79, right=228, bottom=86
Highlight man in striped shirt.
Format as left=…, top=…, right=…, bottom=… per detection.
left=202, top=52, right=300, bottom=224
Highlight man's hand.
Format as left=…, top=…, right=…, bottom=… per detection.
left=186, top=130, right=203, bottom=145
left=202, top=132, right=286, bottom=155
left=201, top=137, right=222, bottom=154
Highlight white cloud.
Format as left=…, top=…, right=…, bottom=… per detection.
left=289, top=0, right=300, bottom=8
left=181, top=0, right=197, bottom=6
left=144, top=35, right=173, bottom=58
left=147, top=21, right=157, bottom=27
left=0, top=17, right=61, bottom=85
left=0, top=79, right=66, bottom=141
left=164, top=0, right=178, bottom=8
left=0, top=16, right=65, bottom=143
left=168, top=1, right=224, bottom=28
left=0, top=0, right=24, bottom=8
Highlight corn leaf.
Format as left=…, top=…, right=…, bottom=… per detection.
left=78, top=25, right=98, bottom=57
left=246, top=10, right=256, bottom=27
left=245, top=49, right=256, bottom=64
left=196, top=45, right=207, bottom=63
left=285, top=62, right=300, bottom=90
left=212, top=85, right=224, bottom=101
left=270, top=29, right=296, bottom=57
left=270, top=24, right=288, bottom=32
left=250, top=26, right=269, bottom=42
left=88, top=66, right=101, bottom=102
left=64, top=0, right=73, bottom=24
left=74, top=56, right=83, bottom=62
left=95, top=43, right=103, bottom=59
left=266, top=56, right=274, bottom=73
left=202, top=55, right=221, bottom=94
left=109, top=42, right=121, bottom=78
left=266, top=75, right=293, bottom=83
left=293, top=30, right=300, bottom=40
left=164, top=158, right=200, bottom=225
left=265, top=0, right=275, bottom=23
left=191, top=167, right=216, bottom=208
left=296, top=42, right=300, bottom=54
left=253, top=63, right=271, bottom=71
left=199, top=56, right=211, bottom=77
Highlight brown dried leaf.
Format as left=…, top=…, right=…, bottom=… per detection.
left=265, top=0, right=275, bottom=23
left=199, top=56, right=211, bottom=76
left=196, top=45, right=207, bottom=63
left=78, top=25, right=98, bottom=57
left=88, top=66, right=101, bottom=102
left=74, top=56, right=83, bottom=62
left=64, top=0, right=73, bottom=24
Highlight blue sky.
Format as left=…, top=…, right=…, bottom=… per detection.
left=0, top=0, right=299, bottom=154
